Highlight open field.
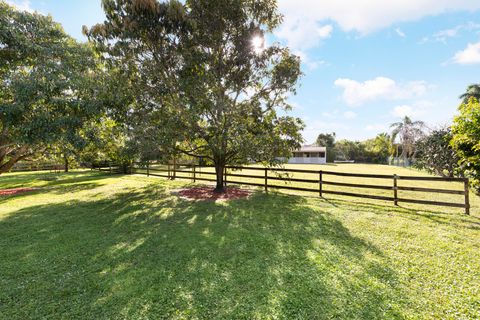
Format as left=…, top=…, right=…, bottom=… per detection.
left=0, top=168, right=479, bottom=319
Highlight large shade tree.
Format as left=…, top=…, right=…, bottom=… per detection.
left=0, top=3, right=102, bottom=173
left=85, top=0, right=304, bottom=192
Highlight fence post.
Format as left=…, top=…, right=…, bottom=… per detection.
left=193, top=164, right=196, bottom=182
left=464, top=178, right=470, bottom=215
left=393, top=174, right=398, bottom=206
left=172, top=158, right=176, bottom=180
left=224, top=167, right=227, bottom=187
left=147, top=160, right=150, bottom=177
left=264, top=168, right=268, bottom=194
left=319, top=170, right=323, bottom=197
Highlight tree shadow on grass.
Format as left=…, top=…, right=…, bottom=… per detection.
left=0, top=185, right=407, bottom=319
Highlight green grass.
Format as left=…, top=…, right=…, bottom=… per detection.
left=143, top=163, right=479, bottom=215
left=1, top=169, right=479, bottom=319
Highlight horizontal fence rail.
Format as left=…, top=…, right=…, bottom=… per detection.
left=93, top=162, right=470, bottom=215
left=11, top=163, right=65, bottom=172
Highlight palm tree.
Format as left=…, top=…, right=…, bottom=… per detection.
left=390, top=116, right=425, bottom=160
left=459, top=84, right=480, bottom=104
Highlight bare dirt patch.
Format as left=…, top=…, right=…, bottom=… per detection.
left=176, top=187, right=251, bottom=201
left=0, top=187, right=37, bottom=196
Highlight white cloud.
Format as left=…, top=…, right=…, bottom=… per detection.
left=395, top=28, right=406, bottom=38
left=391, top=100, right=433, bottom=118
left=392, top=105, right=416, bottom=118
left=277, top=0, right=480, bottom=41
left=275, top=20, right=332, bottom=52
left=5, top=0, right=34, bottom=13
left=293, top=50, right=327, bottom=70
left=452, top=42, right=480, bottom=64
left=433, top=26, right=462, bottom=43
left=343, top=111, right=357, bottom=119
left=334, top=77, right=428, bottom=106
left=302, top=119, right=348, bottom=144
left=422, top=22, right=480, bottom=43
left=366, top=124, right=388, bottom=132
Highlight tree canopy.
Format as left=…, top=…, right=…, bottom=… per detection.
left=85, top=0, right=304, bottom=191
left=0, top=3, right=103, bottom=173
left=414, top=127, right=459, bottom=177
left=451, top=98, right=480, bottom=193
left=459, top=84, right=480, bottom=104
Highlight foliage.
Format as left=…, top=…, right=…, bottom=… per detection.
left=85, top=0, right=304, bottom=191
left=332, top=134, right=391, bottom=163
left=316, top=132, right=336, bottom=162
left=414, top=127, right=460, bottom=177
left=363, top=133, right=393, bottom=164
left=390, top=116, right=425, bottom=160
left=0, top=3, right=102, bottom=174
left=78, top=119, right=137, bottom=173
left=451, top=98, right=480, bottom=193
left=334, top=139, right=361, bottom=161
left=459, top=84, right=480, bottom=104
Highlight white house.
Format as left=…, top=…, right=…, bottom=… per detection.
left=287, top=145, right=327, bottom=164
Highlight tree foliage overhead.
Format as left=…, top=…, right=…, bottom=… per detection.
left=85, top=0, right=304, bottom=191
left=451, top=98, right=480, bottom=193
left=0, top=3, right=102, bottom=173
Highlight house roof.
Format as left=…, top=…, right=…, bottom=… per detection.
left=296, top=145, right=326, bottom=152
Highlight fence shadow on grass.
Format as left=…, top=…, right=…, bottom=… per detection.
left=0, top=184, right=407, bottom=319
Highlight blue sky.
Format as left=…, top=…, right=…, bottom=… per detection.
left=7, top=0, right=480, bottom=143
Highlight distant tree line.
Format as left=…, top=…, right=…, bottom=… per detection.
left=315, top=87, right=480, bottom=194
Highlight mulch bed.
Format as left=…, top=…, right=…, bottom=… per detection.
left=176, top=186, right=251, bottom=201
left=0, top=187, right=37, bottom=196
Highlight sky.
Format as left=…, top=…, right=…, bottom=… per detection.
left=6, top=0, right=480, bottom=143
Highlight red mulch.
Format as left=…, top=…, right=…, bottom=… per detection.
left=0, top=187, right=37, bottom=196
left=177, top=187, right=251, bottom=201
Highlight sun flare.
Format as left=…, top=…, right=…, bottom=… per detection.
left=251, top=35, right=264, bottom=54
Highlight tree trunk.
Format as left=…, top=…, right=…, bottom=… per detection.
left=0, top=147, right=29, bottom=174
left=214, top=163, right=225, bottom=193
left=64, top=155, right=69, bottom=173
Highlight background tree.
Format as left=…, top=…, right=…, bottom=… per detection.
left=451, top=98, right=480, bottom=194
left=334, top=140, right=362, bottom=161
left=414, top=127, right=460, bottom=177
left=459, top=84, right=480, bottom=104
left=390, top=116, right=425, bottom=161
left=86, top=0, right=304, bottom=192
left=316, top=132, right=336, bottom=162
left=0, top=3, right=102, bottom=174
left=364, top=133, right=393, bottom=164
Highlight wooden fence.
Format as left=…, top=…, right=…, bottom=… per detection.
left=93, top=162, right=470, bottom=215
left=11, top=162, right=65, bottom=172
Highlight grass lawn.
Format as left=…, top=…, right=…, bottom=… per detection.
left=1, top=168, right=479, bottom=319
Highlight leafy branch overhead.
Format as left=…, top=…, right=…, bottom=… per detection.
left=0, top=2, right=105, bottom=173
